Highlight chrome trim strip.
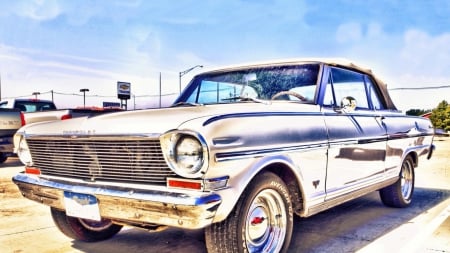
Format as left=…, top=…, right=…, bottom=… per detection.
left=215, top=141, right=328, bottom=162
left=305, top=176, right=398, bottom=217
left=215, top=135, right=391, bottom=162
left=24, top=133, right=162, bottom=140
left=203, top=111, right=322, bottom=126
left=387, top=132, right=434, bottom=140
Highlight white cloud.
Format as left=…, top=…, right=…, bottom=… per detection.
left=332, top=22, right=450, bottom=110
left=336, top=22, right=363, bottom=43
left=366, top=22, right=383, bottom=39
left=400, top=29, right=450, bottom=75
left=14, top=0, right=62, bottom=21
left=390, top=30, right=450, bottom=109
left=0, top=43, right=171, bottom=109
left=136, top=30, right=163, bottom=60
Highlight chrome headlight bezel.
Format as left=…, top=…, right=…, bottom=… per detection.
left=160, top=131, right=208, bottom=178
left=16, top=134, right=33, bottom=166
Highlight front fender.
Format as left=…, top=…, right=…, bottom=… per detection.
left=211, top=154, right=304, bottom=223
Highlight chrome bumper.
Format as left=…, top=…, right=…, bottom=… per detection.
left=12, top=173, right=222, bottom=229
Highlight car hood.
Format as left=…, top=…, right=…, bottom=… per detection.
left=18, top=102, right=320, bottom=136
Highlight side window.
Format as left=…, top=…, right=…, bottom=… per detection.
left=330, top=67, right=369, bottom=110
left=365, top=77, right=384, bottom=110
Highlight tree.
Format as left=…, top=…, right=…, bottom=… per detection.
left=406, top=108, right=431, bottom=116
left=429, top=100, right=450, bottom=132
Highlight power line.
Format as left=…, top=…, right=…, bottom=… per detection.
left=389, top=85, right=450, bottom=91
left=3, top=85, right=448, bottom=100
left=2, top=90, right=179, bottom=100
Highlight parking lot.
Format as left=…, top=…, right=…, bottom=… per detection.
left=1, top=138, right=449, bottom=253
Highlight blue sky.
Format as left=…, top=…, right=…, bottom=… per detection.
left=0, top=0, right=449, bottom=110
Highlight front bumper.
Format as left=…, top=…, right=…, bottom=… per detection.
left=12, top=173, right=222, bottom=229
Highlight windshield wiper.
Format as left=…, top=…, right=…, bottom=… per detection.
left=171, top=102, right=203, bottom=107
left=222, top=96, right=268, bottom=104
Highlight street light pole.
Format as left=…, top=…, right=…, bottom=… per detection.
left=79, top=88, right=89, bottom=108
left=32, top=92, right=40, bottom=99
left=179, top=65, right=203, bottom=93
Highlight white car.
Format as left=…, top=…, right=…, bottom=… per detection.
left=13, top=59, right=435, bottom=253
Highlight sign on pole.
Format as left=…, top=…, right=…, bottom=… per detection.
left=117, top=81, right=131, bottom=100
left=103, top=102, right=121, bottom=108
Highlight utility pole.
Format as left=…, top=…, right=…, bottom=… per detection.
left=159, top=72, right=162, bottom=108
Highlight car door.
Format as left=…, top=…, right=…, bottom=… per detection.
left=320, top=66, right=388, bottom=200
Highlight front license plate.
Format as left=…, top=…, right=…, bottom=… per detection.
left=63, top=192, right=101, bottom=221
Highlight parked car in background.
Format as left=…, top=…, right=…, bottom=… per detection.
left=0, top=98, right=122, bottom=124
left=0, top=98, right=57, bottom=111
left=13, top=59, right=435, bottom=253
left=0, top=108, right=24, bottom=163
left=1, top=98, right=61, bottom=124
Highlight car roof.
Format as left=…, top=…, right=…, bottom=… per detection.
left=12, top=98, right=54, bottom=103
left=201, top=58, right=374, bottom=76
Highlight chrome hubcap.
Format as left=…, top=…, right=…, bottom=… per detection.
left=401, top=160, right=413, bottom=200
left=245, top=189, right=286, bottom=253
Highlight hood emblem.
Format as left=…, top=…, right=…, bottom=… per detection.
left=62, top=130, right=96, bottom=136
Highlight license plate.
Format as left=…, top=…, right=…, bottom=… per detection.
left=63, top=192, right=101, bottom=221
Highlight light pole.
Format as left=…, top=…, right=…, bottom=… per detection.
left=179, top=65, right=203, bottom=93
left=32, top=92, right=40, bottom=99
left=80, top=88, right=89, bottom=108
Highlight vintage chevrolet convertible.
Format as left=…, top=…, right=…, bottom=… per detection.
left=13, top=59, right=434, bottom=253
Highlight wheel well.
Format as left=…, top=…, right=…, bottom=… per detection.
left=263, top=162, right=304, bottom=215
left=406, top=151, right=418, bottom=167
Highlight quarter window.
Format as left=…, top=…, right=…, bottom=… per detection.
left=365, top=77, right=384, bottom=110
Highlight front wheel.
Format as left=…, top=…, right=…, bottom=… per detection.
left=0, top=152, right=8, bottom=163
left=51, top=207, right=123, bottom=242
left=379, top=156, right=415, bottom=208
left=205, top=172, right=293, bottom=253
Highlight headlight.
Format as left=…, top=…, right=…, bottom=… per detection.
left=161, top=131, right=208, bottom=178
left=17, top=136, right=33, bottom=166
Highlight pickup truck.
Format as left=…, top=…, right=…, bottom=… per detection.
left=12, top=59, right=435, bottom=253
left=0, top=99, right=120, bottom=163
left=0, top=98, right=122, bottom=124
left=0, top=108, right=24, bottom=163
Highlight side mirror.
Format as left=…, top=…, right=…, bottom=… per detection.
left=340, top=96, right=357, bottom=113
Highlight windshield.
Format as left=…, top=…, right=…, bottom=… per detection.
left=177, top=63, right=320, bottom=105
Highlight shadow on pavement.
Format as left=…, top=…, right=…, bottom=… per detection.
left=69, top=187, right=449, bottom=253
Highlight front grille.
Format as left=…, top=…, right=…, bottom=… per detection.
left=27, top=137, right=176, bottom=185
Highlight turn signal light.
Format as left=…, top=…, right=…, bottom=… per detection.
left=167, top=178, right=202, bottom=190
left=25, top=167, right=41, bottom=175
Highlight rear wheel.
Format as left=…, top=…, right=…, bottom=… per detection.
left=379, top=156, right=415, bottom=207
left=205, top=172, right=293, bottom=253
left=51, top=207, right=122, bottom=242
